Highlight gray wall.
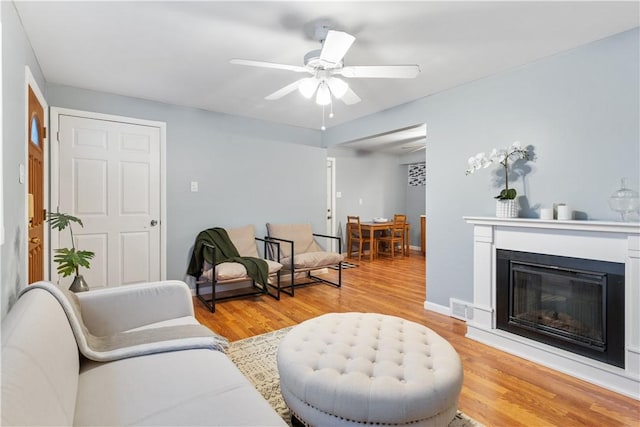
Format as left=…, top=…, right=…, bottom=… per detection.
left=403, top=162, right=426, bottom=247
left=45, top=85, right=327, bottom=287
left=400, top=150, right=427, bottom=248
left=1, top=1, right=46, bottom=317
left=2, top=14, right=638, bottom=319
left=327, top=147, right=406, bottom=247
left=324, top=28, right=640, bottom=308
left=328, top=143, right=427, bottom=251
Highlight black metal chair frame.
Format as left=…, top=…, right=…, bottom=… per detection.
left=195, top=238, right=281, bottom=313
left=266, top=233, right=342, bottom=297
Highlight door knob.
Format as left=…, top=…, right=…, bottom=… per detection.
left=150, top=219, right=158, bottom=227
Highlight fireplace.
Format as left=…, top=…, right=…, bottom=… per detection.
left=463, top=217, right=639, bottom=398
left=496, top=250, right=625, bottom=368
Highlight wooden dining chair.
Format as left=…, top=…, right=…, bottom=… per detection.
left=377, top=214, right=407, bottom=258
left=346, top=216, right=372, bottom=261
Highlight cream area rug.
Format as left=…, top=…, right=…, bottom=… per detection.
left=227, top=327, right=483, bottom=427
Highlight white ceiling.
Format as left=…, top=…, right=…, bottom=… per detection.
left=339, top=123, right=427, bottom=154
left=14, top=1, right=639, bottom=136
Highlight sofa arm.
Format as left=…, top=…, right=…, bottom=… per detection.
left=76, top=280, right=195, bottom=336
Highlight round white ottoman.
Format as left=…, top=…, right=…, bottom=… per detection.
left=277, top=312, right=463, bottom=426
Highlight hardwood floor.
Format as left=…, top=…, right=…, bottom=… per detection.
left=194, top=251, right=640, bottom=426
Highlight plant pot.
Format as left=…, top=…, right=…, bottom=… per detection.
left=69, top=275, right=89, bottom=293
left=496, top=199, right=518, bottom=218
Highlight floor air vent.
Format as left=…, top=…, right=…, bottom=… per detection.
left=450, top=298, right=473, bottom=321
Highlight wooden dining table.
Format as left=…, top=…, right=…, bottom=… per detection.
left=360, top=221, right=411, bottom=261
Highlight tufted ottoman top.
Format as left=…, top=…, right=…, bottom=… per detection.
left=277, top=312, right=463, bottom=425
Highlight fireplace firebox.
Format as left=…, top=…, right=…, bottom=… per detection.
left=496, top=250, right=625, bottom=368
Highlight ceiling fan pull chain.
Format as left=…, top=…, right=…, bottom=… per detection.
left=321, top=105, right=326, bottom=131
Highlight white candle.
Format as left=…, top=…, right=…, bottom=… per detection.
left=557, top=205, right=572, bottom=220
left=540, top=208, right=554, bottom=220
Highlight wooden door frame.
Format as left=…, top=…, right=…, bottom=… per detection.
left=24, top=66, right=48, bottom=281
left=49, top=107, right=167, bottom=281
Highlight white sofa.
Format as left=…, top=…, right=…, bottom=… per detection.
left=1, top=280, right=286, bottom=426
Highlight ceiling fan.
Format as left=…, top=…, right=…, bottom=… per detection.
left=230, top=27, right=420, bottom=107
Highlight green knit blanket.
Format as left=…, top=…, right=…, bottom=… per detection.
left=187, top=227, right=268, bottom=287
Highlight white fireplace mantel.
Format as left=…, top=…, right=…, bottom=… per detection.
left=463, top=217, right=640, bottom=399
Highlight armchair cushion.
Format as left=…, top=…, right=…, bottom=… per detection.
left=203, top=259, right=282, bottom=281
left=266, top=223, right=323, bottom=258
left=227, top=224, right=260, bottom=258
left=281, top=252, right=344, bottom=270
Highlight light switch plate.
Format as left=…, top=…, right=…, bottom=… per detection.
left=190, top=181, right=198, bottom=192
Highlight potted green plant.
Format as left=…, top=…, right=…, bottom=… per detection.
left=48, top=211, right=95, bottom=292
left=466, top=141, right=530, bottom=217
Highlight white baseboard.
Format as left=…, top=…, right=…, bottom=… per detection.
left=423, top=300, right=450, bottom=316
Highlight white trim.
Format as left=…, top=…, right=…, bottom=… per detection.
left=50, top=107, right=168, bottom=281
left=25, top=66, right=49, bottom=280
left=0, top=15, right=3, bottom=246
left=423, top=300, right=450, bottom=316
left=463, top=216, right=640, bottom=234
left=327, top=157, right=337, bottom=249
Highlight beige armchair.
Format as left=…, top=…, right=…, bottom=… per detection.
left=189, top=225, right=283, bottom=312
left=265, top=223, right=343, bottom=296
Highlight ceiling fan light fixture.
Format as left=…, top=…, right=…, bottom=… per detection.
left=298, top=78, right=319, bottom=99
left=316, top=82, right=332, bottom=106
left=328, top=77, right=348, bottom=99
left=231, top=28, right=417, bottom=114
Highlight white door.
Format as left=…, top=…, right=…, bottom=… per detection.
left=56, top=113, right=162, bottom=288
left=326, top=157, right=336, bottom=250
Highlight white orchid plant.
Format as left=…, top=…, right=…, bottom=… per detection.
left=466, top=141, right=530, bottom=200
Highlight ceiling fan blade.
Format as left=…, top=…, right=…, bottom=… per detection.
left=320, top=30, right=355, bottom=65
left=230, top=59, right=310, bottom=74
left=265, top=79, right=306, bottom=100
left=339, top=87, right=361, bottom=105
left=339, top=65, right=420, bottom=79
